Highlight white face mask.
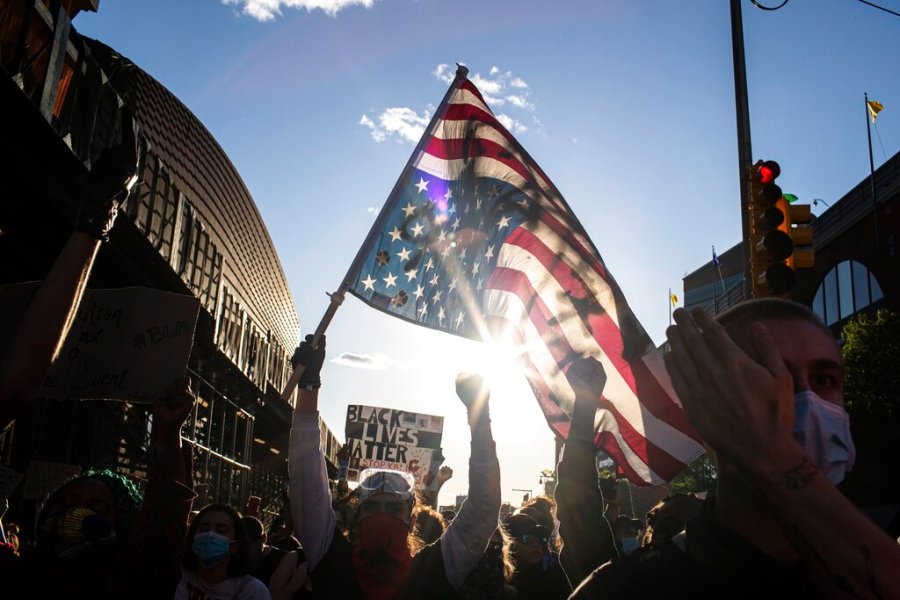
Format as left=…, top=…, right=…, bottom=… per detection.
left=619, top=537, right=640, bottom=556
left=792, top=391, right=856, bottom=484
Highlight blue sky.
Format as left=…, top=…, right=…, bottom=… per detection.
left=76, top=0, right=899, bottom=505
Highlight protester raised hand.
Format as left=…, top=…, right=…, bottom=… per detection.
left=291, top=334, right=326, bottom=389
left=455, top=372, right=489, bottom=414
left=437, top=465, right=454, bottom=484
left=76, top=108, right=138, bottom=242
left=566, top=357, right=607, bottom=441
left=664, top=307, right=797, bottom=473
left=151, top=377, right=196, bottom=485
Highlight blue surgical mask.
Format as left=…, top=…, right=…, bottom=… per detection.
left=192, top=531, right=232, bottom=569
left=620, top=537, right=640, bottom=556
left=792, top=391, right=856, bottom=484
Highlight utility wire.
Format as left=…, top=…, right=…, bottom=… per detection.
left=750, top=0, right=790, bottom=10
left=856, top=0, right=900, bottom=17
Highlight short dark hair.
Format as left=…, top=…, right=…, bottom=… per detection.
left=241, top=515, right=264, bottom=542
left=716, top=298, right=832, bottom=339
left=185, top=503, right=251, bottom=577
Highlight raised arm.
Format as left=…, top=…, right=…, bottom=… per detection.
left=440, top=373, right=501, bottom=589
left=666, top=307, right=900, bottom=600
left=0, top=124, right=136, bottom=431
left=288, top=335, right=337, bottom=571
left=555, top=358, right=618, bottom=588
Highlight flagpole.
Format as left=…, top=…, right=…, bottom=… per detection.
left=280, top=65, right=471, bottom=402
left=864, top=92, right=880, bottom=247
left=668, top=288, right=673, bottom=326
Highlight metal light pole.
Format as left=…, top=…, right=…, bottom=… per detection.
left=730, top=0, right=754, bottom=299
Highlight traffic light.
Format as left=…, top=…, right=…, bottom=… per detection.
left=748, top=160, right=815, bottom=297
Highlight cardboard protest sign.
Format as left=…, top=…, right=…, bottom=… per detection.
left=21, top=460, right=82, bottom=500
left=0, top=283, right=200, bottom=402
left=0, top=464, right=24, bottom=500
left=345, top=405, right=445, bottom=486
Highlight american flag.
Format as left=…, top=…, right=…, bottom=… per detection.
left=347, top=70, right=703, bottom=484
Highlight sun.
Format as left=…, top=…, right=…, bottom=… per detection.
left=459, top=335, right=528, bottom=398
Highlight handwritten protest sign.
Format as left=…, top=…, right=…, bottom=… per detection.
left=345, top=405, right=445, bottom=486
left=0, top=283, right=200, bottom=402
left=0, top=464, right=24, bottom=500
left=21, top=460, right=82, bottom=500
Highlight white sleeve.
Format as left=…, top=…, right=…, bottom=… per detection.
left=439, top=441, right=501, bottom=589
left=288, top=411, right=338, bottom=571
left=238, top=576, right=272, bottom=599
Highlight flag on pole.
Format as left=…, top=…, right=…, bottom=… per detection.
left=867, top=100, right=884, bottom=123
left=347, top=69, right=703, bottom=484
left=670, top=291, right=678, bottom=307
left=712, top=248, right=721, bottom=267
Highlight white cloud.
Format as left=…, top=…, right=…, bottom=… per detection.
left=509, top=77, right=528, bottom=89
left=222, top=0, right=376, bottom=20
left=489, top=66, right=500, bottom=75
left=332, top=351, right=403, bottom=370
left=359, top=106, right=431, bottom=143
left=496, top=113, right=527, bottom=134
left=433, top=63, right=455, bottom=84
left=471, top=74, right=503, bottom=96
left=367, top=206, right=377, bottom=214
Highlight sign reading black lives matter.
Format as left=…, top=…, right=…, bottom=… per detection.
left=345, top=405, right=445, bottom=486
left=0, top=283, right=200, bottom=402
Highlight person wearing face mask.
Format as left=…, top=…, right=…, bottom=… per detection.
left=176, top=503, right=270, bottom=600
left=1, top=377, right=197, bottom=599
left=287, top=334, right=501, bottom=599
left=504, top=513, right=571, bottom=600
left=570, top=299, right=900, bottom=599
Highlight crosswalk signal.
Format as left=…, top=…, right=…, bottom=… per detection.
left=748, top=160, right=815, bottom=297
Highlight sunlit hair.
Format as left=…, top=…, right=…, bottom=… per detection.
left=518, top=495, right=559, bottom=551
left=184, top=503, right=251, bottom=577
left=411, top=505, right=445, bottom=547
left=641, top=493, right=703, bottom=547
left=496, top=525, right=516, bottom=584
left=716, top=298, right=832, bottom=339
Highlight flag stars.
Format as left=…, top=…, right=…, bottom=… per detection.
left=476, top=197, right=483, bottom=211
left=415, top=178, right=429, bottom=193
left=517, top=198, right=530, bottom=210
left=455, top=312, right=465, bottom=328
left=383, top=272, right=398, bottom=288
left=418, top=304, right=428, bottom=317
left=448, top=278, right=458, bottom=292
left=431, top=290, right=442, bottom=304
left=361, top=275, right=376, bottom=291
left=448, top=203, right=456, bottom=216
left=402, top=202, right=417, bottom=218
left=425, top=257, right=435, bottom=271
left=484, top=245, right=495, bottom=260
left=413, top=285, right=425, bottom=300
left=488, top=185, right=501, bottom=199
left=497, top=215, right=511, bottom=229
left=472, top=261, right=480, bottom=275
left=452, top=217, right=461, bottom=231
left=459, top=247, right=467, bottom=260
left=404, top=268, right=417, bottom=282
left=389, top=226, right=403, bottom=242
left=429, top=273, right=440, bottom=286
left=411, top=221, right=425, bottom=237
left=444, top=189, right=453, bottom=201
left=396, top=247, right=411, bottom=262
left=437, top=306, right=446, bottom=325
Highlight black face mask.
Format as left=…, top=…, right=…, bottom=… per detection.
left=459, top=543, right=506, bottom=599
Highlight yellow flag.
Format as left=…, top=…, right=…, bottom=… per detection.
left=867, top=100, right=884, bottom=123
left=670, top=292, right=678, bottom=306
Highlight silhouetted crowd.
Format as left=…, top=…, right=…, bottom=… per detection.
left=1, top=138, right=899, bottom=599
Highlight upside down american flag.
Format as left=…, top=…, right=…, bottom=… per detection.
left=346, top=66, right=703, bottom=484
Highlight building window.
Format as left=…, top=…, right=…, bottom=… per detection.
left=812, top=260, right=884, bottom=326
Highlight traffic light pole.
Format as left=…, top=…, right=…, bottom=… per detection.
left=730, top=0, right=754, bottom=300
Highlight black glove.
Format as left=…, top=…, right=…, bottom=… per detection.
left=291, top=334, right=326, bottom=389
left=76, top=108, right=138, bottom=242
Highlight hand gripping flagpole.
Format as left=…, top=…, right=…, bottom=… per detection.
left=281, top=64, right=471, bottom=403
